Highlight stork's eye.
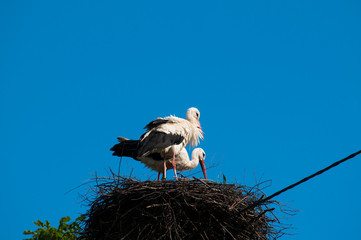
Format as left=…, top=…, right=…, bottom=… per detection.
left=196, top=112, right=199, bottom=118
left=202, top=152, right=205, bottom=158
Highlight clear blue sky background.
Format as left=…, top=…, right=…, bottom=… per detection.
left=1, top=1, right=361, bottom=239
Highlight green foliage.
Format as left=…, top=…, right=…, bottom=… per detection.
left=23, top=216, right=85, bottom=240
left=217, top=172, right=227, bottom=184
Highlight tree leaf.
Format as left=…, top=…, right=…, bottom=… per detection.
left=223, top=173, right=227, bottom=184
left=23, top=230, right=34, bottom=235
left=45, top=220, right=50, bottom=229
left=59, top=216, right=71, bottom=224
left=75, top=215, right=86, bottom=222
left=34, top=220, right=44, bottom=227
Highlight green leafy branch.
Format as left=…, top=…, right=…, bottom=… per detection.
left=23, top=216, right=85, bottom=240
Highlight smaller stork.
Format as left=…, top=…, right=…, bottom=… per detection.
left=152, top=148, right=207, bottom=181
left=111, top=137, right=207, bottom=180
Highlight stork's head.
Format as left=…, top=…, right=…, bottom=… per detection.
left=193, top=148, right=207, bottom=180
left=186, top=107, right=203, bottom=139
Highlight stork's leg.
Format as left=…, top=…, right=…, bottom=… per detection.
left=157, top=172, right=161, bottom=181
left=172, top=152, right=178, bottom=180
left=162, top=158, right=167, bottom=180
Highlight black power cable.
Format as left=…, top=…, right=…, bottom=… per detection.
left=240, top=149, right=361, bottom=213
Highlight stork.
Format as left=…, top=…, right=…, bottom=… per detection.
left=111, top=137, right=207, bottom=180
left=166, top=148, right=207, bottom=180
left=111, top=107, right=203, bottom=180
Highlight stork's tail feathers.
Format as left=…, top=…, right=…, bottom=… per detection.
left=117, top=136, right=129, bottom=142
left=110, top=137, right=140, bottom=160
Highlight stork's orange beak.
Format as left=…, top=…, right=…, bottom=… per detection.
left=200, top=159, right=207, bottom=179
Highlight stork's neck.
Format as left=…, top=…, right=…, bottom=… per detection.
left=189, top=125, right=202, bottom=147
left=185, top=117, right=202, bottom=147
left=187, top=117, right=200, bottom=126
left=180, top=150, right=200, bottom=171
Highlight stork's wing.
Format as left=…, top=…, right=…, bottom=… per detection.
left=110, top=139, right=140, bottom=160
left=143, top=118, right=170, bottom=131
left=138, top=131, right=184, bottom=157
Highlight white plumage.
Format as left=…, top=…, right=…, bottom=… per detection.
left=111, top=107, right=204, bottom=180
left=139, top=148, right=207, bottom=180
left=138, top=107, right=203, bottom=157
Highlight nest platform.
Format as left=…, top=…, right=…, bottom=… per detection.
left=80, top=176, right=288, bottom=240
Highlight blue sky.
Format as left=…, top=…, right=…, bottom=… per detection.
left=1, top=1, right=361, bottom=239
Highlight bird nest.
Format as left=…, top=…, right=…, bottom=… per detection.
left=79, top=175, right=290, bottom=240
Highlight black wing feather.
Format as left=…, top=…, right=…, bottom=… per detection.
left=147, top=152, right=163, bottom=161
left=137, top=131, right=184, bottom=157
left=143, top=118, right=170, bottom=131
left=110, top=140, right=140, bottom=160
